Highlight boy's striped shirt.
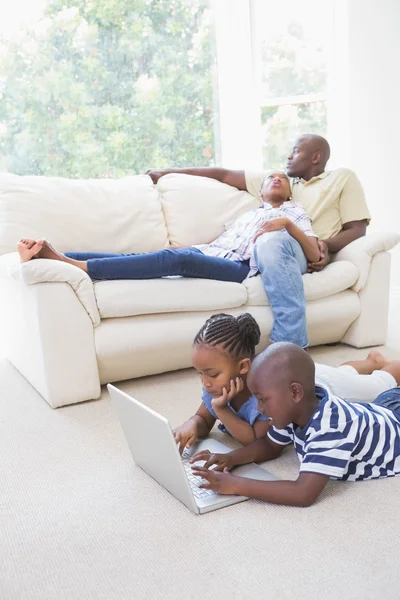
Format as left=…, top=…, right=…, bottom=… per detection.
left=268, top=386, right=400, bottom=481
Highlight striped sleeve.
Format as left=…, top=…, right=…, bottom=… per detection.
left=300, top=401, right=360, bottom=478
left=268, top=425, right=293, bottom=446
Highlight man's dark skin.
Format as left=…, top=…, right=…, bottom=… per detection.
left=146, top=134, right=368, bottom=272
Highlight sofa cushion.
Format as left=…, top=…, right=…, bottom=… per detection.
left=245, top=261, right=359, bottom=306
left=158, top=174, right=261, bottom=247
left=331, top=231, right=400, bottom=292
left=94, top=277, right=248, bottom=319
left=0, top=173, right=168, bottom=255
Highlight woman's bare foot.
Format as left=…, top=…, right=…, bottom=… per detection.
left=17, top=238, right=67, bottom=263
left=17, top=238, right=44, bottom=262
left=366, top=350, right=391, bottom=370
left=36, top=240, right=67, bottom=262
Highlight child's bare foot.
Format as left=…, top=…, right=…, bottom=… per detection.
left=17, top=238, right=44, bottom=262
left=367, top=350, right=391, bottom=370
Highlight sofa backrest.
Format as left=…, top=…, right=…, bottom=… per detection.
left=0, top=173, right=168, bottom=255
left=158, top=174, right=261, bottom=246
left=0, top=172, right=260, bottom=256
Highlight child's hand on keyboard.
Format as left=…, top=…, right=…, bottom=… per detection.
left=173, top=419, right=198, bottom=455
left=191, top=465, right=237, bottom=496
left=190, top=450, right=235, bottom=471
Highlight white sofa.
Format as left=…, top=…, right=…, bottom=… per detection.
left=0, top=172, right=399, bottom=408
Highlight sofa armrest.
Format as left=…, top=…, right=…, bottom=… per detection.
left=2, top=252, right=100, bottom=326
left=330, top=231, right=400, bottom=292
left=0, top=252, right=101, bottom=407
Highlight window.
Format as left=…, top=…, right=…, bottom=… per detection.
left=0, top=0, right=218, bottom=177
left=0, top=1, right=334, bottom=176
left=252, top=0, right=333, bottom=169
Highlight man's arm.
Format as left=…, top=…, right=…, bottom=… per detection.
left=146, top=167, right=247, bottom=190
left=324, top=219, right=368, bottom=254
left=308, top=220, right=368, bottom=272
left=308, top=170, right=370, bottom=272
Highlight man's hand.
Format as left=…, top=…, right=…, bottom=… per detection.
left=211, top=377, right=243, bottom=410
left=253, top=218, right=289, bottom=243
left=307, top=239, right=329, bottom=272
left=173, top=420, right=198, bottom=455
left=190, top=450, right=235, bottom=471
left=145, top=169, right=166, bottom=184
left=191, top=466, right=239, bottom=495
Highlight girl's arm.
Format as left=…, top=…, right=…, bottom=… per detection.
left=192, top=403, right=216, bottom=437
left=285, top=221, right=320, bottom=262
left=211, top=403, right=272, bottom=445
left=173, top=403, right=216, bottom=454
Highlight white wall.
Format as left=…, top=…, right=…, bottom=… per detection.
left=329, top=0, right=400, bottom=291
left=330, top=0, right=400, bottom=229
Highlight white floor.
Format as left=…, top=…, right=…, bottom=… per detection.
left=1, top=291, right=400, bottom=599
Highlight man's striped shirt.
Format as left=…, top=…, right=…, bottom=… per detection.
left=195, top=200, right=316, bottom=277
left=268, top=386, right=400, bottom=481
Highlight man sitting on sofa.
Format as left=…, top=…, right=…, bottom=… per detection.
left=146, top=134, right=371, bottom=347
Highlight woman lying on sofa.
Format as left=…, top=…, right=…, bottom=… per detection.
left=173, top=312, right=400, bottom=453
left=16, top=171, right=320, bottom=283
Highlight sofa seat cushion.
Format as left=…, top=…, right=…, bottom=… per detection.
left=94, top=277, right=247, bottom=319
left=245, top=261, right=359, bottom=306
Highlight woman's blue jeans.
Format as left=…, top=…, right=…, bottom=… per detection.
left=66, top=231, right=309, bottom=347
left=253, top=231, right=308, bottom=348
left=65, top=247, right=250, bottom=283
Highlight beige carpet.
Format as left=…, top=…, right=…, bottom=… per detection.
left=1, top=299, right=400, bottom=600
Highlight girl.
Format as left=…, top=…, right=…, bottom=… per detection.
left=173, top=312, right=269, bottom=454
left=174, top=312, right=400, bottom=454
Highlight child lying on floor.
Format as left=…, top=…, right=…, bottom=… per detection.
left=174, top=312, right=400, bottom=453
left=191, top=342, right=400, bottom=507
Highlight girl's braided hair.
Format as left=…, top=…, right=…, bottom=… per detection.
left=193, top=313, right=261, bottom=359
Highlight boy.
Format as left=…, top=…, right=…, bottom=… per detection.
left=191, top=343, right=400, bottom=507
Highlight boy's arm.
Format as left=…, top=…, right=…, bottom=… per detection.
left=192, top=468, right=329, bottom=507
left=193, top=435, right=285, bottom=470
left=146, top=167, right=247, bottom=190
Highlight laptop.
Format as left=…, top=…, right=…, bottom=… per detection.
left=108, top=384, right=279, bottom=514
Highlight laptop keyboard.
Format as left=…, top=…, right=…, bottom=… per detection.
left=181, top=453, right=217, bottom=499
